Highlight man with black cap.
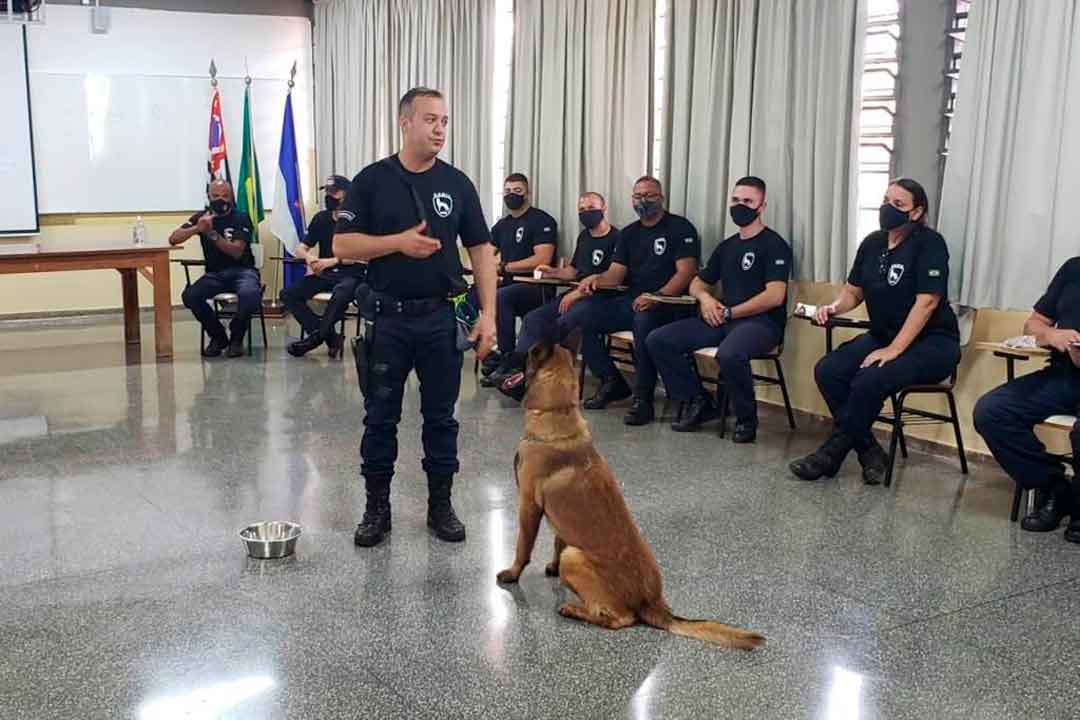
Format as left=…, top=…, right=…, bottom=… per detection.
left=279, top=174, right=367, bottom=358
left=333, top=87, right=497, bottom=548
left=477, top=172, right=557, bottom=385
left=169, top=179, right=260, bottom=358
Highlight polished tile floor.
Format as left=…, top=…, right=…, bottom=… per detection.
left=1, top=315, right=1077, bottom=719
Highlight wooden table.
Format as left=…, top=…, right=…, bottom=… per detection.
left=513, top=274, right=574, bottom=302
left=0, top=237, right=175, bottom=360
left=794, top=310, right=871, bottom=352
left=973, top=341, right=1051, bottom=381
left=640, top=292, right=698, bottom=306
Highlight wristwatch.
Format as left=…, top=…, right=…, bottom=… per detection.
left=722, top=306, right=733, bottom=323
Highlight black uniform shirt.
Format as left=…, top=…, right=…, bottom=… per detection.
left=181, top=209, right=255, bottom=273
left=699, top=227, right=792, bottom=333
left=491, top=207, right=557, bottom=274
left=613, top=212, right=701, bottom=297
left=847, top=225, right=959, bottom=343
left=1034, top=257, right=1080, bottom=367
left=570, top=227, right=619, bottom=279
left=302, top=209, right=336, bottom=258
left=335, top=155, right=490, bottom=300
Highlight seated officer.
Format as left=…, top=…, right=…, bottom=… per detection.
left=280, top=175, right=367, bottom=359
left=169, top=180, right=260, bottom=358
left=494, top=191, right=619, bottom=397
left=789, top=178, right=960, bottom=486
left=478, top=173, right=557, bottom=385
left=974, top=259, right=1080, bottom=543
left=575, top=176, right=701, bottom=425
left=646, top=177, right=791, bottom=442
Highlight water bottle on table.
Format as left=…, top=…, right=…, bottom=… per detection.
left=132, top=216, right=146, bottom=245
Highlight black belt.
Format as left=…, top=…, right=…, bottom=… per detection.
left=371, top=293, right=449, bottom=318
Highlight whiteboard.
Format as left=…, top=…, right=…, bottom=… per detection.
left=23, top=5, right=314, bottom=214
left=0, top=24, right=39, bottom=235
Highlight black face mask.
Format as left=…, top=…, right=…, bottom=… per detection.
left=579, top=209, right=604, bottom=229
left=504, top=193, right=526, bottom=211
left=633, top=199, right=661, bottom=219
left=325, top=195, right=341, bottom=211
left=879, top=203, right=911, bottom=231
left=209, top=199, right=232, bottom=216
left=729, top=204, right=758, bottom=227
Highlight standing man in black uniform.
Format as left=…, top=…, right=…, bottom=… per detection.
left=169, top=180, right=260, bottom=358
left=333, top=87, right=497, bottom=548
left=476, top=173, right=557, bottom=385
left=280, top=175, right=367, bottom=359
left=575, top=176, right=701, bottom=425
left=647, top=177, right=791, bottom=441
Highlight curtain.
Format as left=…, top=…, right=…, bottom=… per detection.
left=939, top=0, right=1080, bottom=310
left=313, top=0, right=495, bottom=218
left=505, top=0, right=655, bottom=257
left=659, top=0, right=865, bottom=281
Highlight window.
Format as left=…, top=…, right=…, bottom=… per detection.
left=855, top=0, right=901, bottom=241
left=651, top=0, right=668, bottom=181
left=943, top=1, right=969, bottom=159
left=490, top=0, right=514, bottom=220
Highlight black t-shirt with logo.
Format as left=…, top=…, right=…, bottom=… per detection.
left=1034, top=257, right=1080, bottom=367
left=182, top=209, right=255, bottom=273
left=491, top=207, right=557, bottom=276
left=699, top=227, right=792, bottom=333
left=570, top=227, right=619, bottom=279
left=335, top=154, right=490, bottom=300
left=303, top=209, right=336, bottom=258
left=612, top=212, right=701, bottom=297
left=847, top=225, right=959, bottom=343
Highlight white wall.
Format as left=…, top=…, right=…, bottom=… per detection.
left=24, top=4, right=315, bottom=213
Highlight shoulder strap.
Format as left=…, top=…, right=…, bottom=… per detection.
left=380, top=158, right=427, bottom=225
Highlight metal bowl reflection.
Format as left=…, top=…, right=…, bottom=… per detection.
left=239, top=521, right=302, bottom=559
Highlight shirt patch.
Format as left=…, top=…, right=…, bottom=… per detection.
left=592, top=249, right=604, bottom=266
left=888, top=263, right=905, bottom=286
left=775, top=259, right=786, bottom=265
left=928, top=269, right=941, bottom=277
left=337, top=210, right=355, bottom=221
left=515, top=226, right=524, bottom=244
left=654, top=237, right=667, bottom=255
left=683, top=236, right=694, bottom=244
left=543, top=226, right=552, bottom=232
left=432, top=192, right=453, bottom=218
left=741, top=252, right=756, bottom=271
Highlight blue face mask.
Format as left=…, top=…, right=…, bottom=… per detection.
left=879, top=203, right=910, bottom=231
left=634, top=199, right=660, bottom=219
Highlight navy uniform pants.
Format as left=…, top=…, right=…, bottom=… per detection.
left=815, top=332, right=960, bottom=451
left=361, top=303, right=463, bottom=488
left=467, top=281, right=546, bottom=356
left=515, top=294, right=595, bottom=356
left=974, top=364, right=1080, bottom=490
left=647, top=315, right=781, bottom=423
left=279, top=267, right=363, bottom=338
left=181, top=267, right=261, bottom=342
left=577, top=294, right=692, bottom=395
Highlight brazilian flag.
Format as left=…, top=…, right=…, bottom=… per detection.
left=236, top=84, right=264, bottom=242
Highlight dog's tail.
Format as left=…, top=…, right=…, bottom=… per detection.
left=638, top=603, right=765, bottom=651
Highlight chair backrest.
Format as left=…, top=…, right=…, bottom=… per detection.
left=252, top=243, right=264, bottom=270
left=953, top=303, right=977, bottom=348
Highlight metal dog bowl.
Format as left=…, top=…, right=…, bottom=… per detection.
left=239, top=521, right=302, bottom=559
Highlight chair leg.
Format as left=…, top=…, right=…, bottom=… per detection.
left=884, top=396, right=903, bottom=488
left=945, top=390, right=968, bottom=474
left=892, top=396, right=909, bottom=459
left=773, top=357, right=796, bottom=429
left=578, top=353, right=587, bottom=400
left=1010, top=486, right=1024, bottom=522
left=247, top=317, right=254, bottom=356
left=718, top=387, right=730, bottom=438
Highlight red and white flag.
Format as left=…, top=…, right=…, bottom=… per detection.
left=207, top=88, right=231, bottom=183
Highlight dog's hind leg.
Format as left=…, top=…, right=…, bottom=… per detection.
left=557, top=547, right=636, bottom=630
left=545, top=535, right=566, bottom=577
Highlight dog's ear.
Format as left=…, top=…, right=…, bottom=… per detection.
left=526, top=338, right=555, bottom=372
left=561, top=328, right=584, bottom=357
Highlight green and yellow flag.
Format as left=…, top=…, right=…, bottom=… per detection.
left=236, top=83, right=264, bottom=242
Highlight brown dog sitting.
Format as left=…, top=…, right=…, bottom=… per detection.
left=495, top=339, right=765, bottom=650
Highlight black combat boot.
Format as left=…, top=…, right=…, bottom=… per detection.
left=857, top=438, right=890, bottom=486
left=427, top=475, right=466, bottom=542
left=671, top=393, right=716, bottom=432
left=789, top=429, right=854, bottom=481
left=583, top=373, right=632, bottom=410
left=1021, top=478, right=1072, bottom=533
left=354, top=478, right=392, bottom=547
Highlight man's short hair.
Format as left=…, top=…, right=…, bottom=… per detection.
left=504, top=173, right=529, bottom=188
left=734, top=176, right=767, bottom=197
left=398, top=87, right=444, bottom=117
left=634, top=175, right=663, bottom=193
left=208, top=179, right=234, bottom=197
left=580, top=191, right=606, bottom=206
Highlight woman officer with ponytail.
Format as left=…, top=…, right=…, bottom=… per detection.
left=789, top=178, right=961, bottom=486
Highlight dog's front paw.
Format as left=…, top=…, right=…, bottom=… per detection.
left=496, top=568, right=520, bottom=584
